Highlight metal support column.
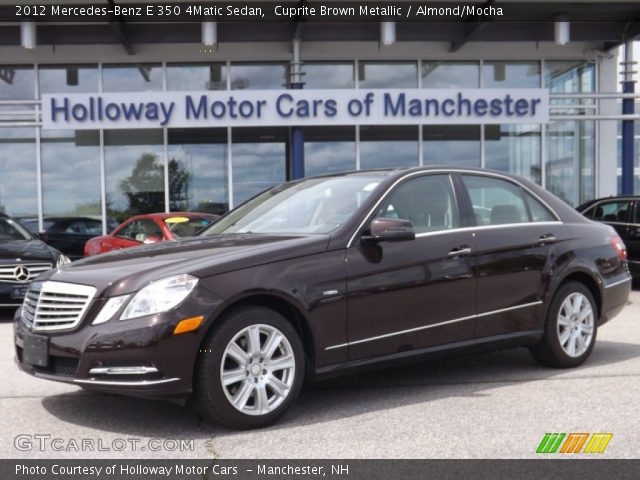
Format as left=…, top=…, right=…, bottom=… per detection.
left=621, top=41, right=636, bottom=195
left=288, top=38, right=305, bottom=180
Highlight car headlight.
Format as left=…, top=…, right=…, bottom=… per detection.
left=119, top=274, right=199, bottom=321
left=92, top=295, right=130, bottom=325
left=56, top=255, right=71, bottom=267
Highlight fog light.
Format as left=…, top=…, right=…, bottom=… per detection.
left=173, top=316, right=204, bottom=335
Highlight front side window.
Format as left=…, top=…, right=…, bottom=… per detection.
left=586, top=201, right=632, bottom=223
left=377, top=175, right=459, bottom=234
left=462, top=175, right=530, bottom=226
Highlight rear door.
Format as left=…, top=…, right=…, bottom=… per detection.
left=458, top=173, right=565, bottom=338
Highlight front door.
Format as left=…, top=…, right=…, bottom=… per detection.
left=345, top=173, right=477, bottom=360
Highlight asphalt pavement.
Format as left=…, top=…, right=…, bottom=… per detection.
left=1, top=287, right=638, bottom=459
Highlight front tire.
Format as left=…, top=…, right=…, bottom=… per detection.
left=530, top=281, right=598, bottom=368
left=195, top=306, right=305, bottom=429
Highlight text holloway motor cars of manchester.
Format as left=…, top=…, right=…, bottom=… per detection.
left=1, top=213, right=70, bottom=308
left=14, top=167, right=631, bottom=429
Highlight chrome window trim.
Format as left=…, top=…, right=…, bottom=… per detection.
left=603, top=276, right=632, bottom=289
left=325, top=300, right=543, bottom=350
left=412, top=221, right=563, bottom=239
left=347, top=169, right=562, bottom=248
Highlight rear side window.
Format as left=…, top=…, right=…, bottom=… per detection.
left=461, top=175, right=556, bottom=225
left=461, top=175, right=529, bottom=225
left=587, top=201, right=632, bottom=223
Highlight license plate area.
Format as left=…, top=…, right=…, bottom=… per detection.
left=23, top=334, right=49, bottom=367
left=11, top=285, right=28, bottom=299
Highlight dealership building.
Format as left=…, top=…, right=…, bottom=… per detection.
left=1, top=0, right=639, bottom=233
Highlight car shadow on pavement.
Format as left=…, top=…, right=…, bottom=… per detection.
left=40, top=339, right=640, bottom=440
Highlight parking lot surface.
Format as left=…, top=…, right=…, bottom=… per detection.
left=1, top=288, right=638, bottom=459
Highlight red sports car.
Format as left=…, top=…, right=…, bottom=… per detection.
left=84, top=212, right=220, bottom=257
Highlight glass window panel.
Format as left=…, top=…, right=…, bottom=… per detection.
left=545, top=61, right=595, bottom=92
left=42, top=130, right=101, bottom=219
left=102, top=64, right=162, bottom=92
left=0, top=66, right=34, bottom=100
left=104, top=129, right=164, bottom=223
left=168, top=128, right=229, bottom=215
left=525, top=194, right=556, bottom=222
left=167, top=63, right=228, bottom=91
left=232, top=127, right=287, bottom=206
left=230, top=63, right=287, bottom=90
left=485, top=124, right=541, bottom=184
left=462, top=175, right=529, bottom=226
left=304, top=62, right=355, bottom=89
left=546, top=121, right=595, bottom=206
left=376, top=175, right=459, bottom=233
left=483, top=61, right=540, bottom=88
left=305, top=126, right=356, bottom=177
left=39, top=65, right=98, bottom=94
left=359, top=62, right=418, bottom=88
left=587, top=201, right=632, bottom=222
left=360, top=126, right=419, bottom=169
left=423, top=125, right=480, bottom=167
left=545, top=62, right=596, bottom=206
left=422, top=62, right=479, bottom=88
left=0, top=128, right=37, bottom=217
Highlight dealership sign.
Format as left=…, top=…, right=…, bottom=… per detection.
left=42, top=89, right=548, bottom=130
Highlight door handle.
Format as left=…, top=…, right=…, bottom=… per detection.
left=538, top=233, right=556, bottom=244
left=448, top=246, right=472, bottom=257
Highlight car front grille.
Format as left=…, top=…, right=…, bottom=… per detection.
left=0, top=263, right=52, bottom=284
left=21, top=281, right=97, bottom=331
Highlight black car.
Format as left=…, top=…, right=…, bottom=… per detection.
left=1, top=213, right=70, bottom=308
left=19, top=217, right=113, bottom=260
left=14, top=168, right=631, bottom=429
left=577, top=196, right=640, bottom=278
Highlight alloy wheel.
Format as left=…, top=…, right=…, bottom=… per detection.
left=556, top=292, right=595, bottom=358
left=220, top=324, right=296, bottom=416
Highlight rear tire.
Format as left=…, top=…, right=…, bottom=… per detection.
left=195, top=306, right=304, bottom=429
left=530, top=281, right=598, bottom=368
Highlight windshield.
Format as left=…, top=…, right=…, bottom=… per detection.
left=202, top=176, right=382, bottom=235
left=0, top=217, right=32, bottom=241
left=165, top=216, right=216, bottom=238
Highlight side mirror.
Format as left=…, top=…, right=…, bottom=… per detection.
left=143, top=236, right=161, bottom=244
left=362, top=217, right=416, bottom=243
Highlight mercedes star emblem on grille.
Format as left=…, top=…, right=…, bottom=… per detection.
left=13, top=265, right=29, bottom=282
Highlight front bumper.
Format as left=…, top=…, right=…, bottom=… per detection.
left=14, top=286, right=223, bottom=400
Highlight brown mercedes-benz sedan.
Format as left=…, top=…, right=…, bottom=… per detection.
left=14, top=167, right=631, bottom=429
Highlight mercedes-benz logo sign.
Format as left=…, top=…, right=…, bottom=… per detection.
left=13, top=265, right=30, bottom=282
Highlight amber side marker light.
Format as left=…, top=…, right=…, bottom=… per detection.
left=173, top=316, right=204, bottom=335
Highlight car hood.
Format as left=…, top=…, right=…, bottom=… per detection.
left=41, top=233, right=331, bottom=297
left=0, top=239, right=58, bottom=262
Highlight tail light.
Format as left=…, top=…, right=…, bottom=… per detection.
left=611, top=235, right=627, bottom=261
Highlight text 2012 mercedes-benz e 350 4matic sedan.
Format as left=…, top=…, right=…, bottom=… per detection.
left=14, top=167, right=631, bottom=429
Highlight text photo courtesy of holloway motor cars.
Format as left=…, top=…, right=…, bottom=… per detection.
left=1, top=1, right=640, bottom=479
